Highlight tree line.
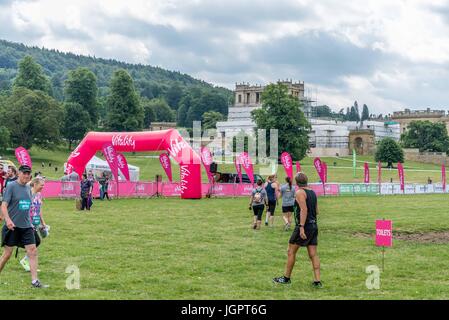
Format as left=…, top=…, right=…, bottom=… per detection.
left=0, top=55, right=231, bottom=151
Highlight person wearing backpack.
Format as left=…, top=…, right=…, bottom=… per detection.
left=249, top=179, right=268, bottom=230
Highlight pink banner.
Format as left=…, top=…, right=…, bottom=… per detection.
left=281, top=152, right=293, bottom=180
left=376, top=220, right=393, bottom=247
left=314, top=157, right=325, bottom=183
left=309, top=184, right=339, bottom=196
left=102, top=143, right=119, bottom=183
left=235, top=157, right=243, bottom=184
left=323, top=162, right=328, bottom=183
left=200, top=147, right=214, bottom=182
left=397, top=162, right=404, bottom=191
left=159, top=153, right=173, bottom=182
left=364, top=162, right=370, bottom=183
left=443, top=165, right=446, bottom=192
left=238, top=152, right=254, bottom=184
left=377, top=161, right=382, bottom=186
left=116, top=153, right=130, bottom=181
left=296, top=161, right=301, bottom=174
left=15, top=146, right=32, bottom=168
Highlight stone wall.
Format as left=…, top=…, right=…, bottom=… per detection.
left=403, top=148, right=449, bottom=166
left=309, top=147, right=349, bottom=157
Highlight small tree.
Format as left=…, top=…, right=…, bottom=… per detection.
left=361, top=104, right=370, bottom=122
left=0, top=126, right=11, bottom=152
left=64, top=67, right=98, bottom=128
left=202, top=111, right=224, bottom=130
left=375, top=138, right=404, bottom=168
left=401, top=120, right=449, bottom=153
left=252, top=83, right=310, bottom=160
left=62, top=102, right=91, bottom=150
left=146, top=98, right=175, bottom=122
left=106, top=69, right=143, bottom=132
left=13, top=56, right=52, bottom=94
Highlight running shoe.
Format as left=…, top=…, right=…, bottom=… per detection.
left=273, top=276, right=291, bottom=284
left=31, top=280, right=49, bottom=289
left=312, top=281, right=323, bottom=289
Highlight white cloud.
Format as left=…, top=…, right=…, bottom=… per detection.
left=1, top=0, right=449, bottom=113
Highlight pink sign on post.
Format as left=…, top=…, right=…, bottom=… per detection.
left=364, top=162, right=370, bottom=184
left=376, top=220, right=393, bottom=247
left=116, top=153, right=130, bottom=181
left=15, top=146, right=32, bottom=168
left=442, top=165, right=446, bottom=192
left=313, top=157, right=325, bottom=183
left=323, top=162, right=328, bottom=183
left=159, top=153, right=173, bottom=182
left=102, top=143, right=119, bottom=183
left=377, top=161, right=382, bottom=186
left=238, top=152, right=254, bottom=185
left=200, top=147, right=214, bottom=182
left=397, top=162, right=404, bottom=192
left=281, top=152, right=293, bottom=180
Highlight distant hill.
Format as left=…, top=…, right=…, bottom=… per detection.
left=0, top=39, right=233, bottom=103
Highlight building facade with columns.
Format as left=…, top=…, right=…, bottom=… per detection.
left=391, top=108, right=449, bottom=134
left=216, top=80, right=312, bottom=138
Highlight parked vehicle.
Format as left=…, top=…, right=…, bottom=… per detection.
left=214, top=172, right=264, bottom=184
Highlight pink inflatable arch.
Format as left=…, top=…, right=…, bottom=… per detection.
left=66, top=129, right=202, bottom=199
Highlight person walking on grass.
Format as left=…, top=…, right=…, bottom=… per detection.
left=273, top=172, right=322, bottom=288
left=264, top=174, right=279, bottom=227
left=80, top=173, right=93, bottom=211
left=280, top=176, right=295, bottom=231
left=19, top=177, right=48, bottom=272
left=249, top=179, right=268, bottom=230
left=4, top=166, right=18, bottom=190
left=0, top=165, right=48, bottom=288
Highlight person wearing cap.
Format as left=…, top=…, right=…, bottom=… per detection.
left=0, top=165, right=49, bottom=288
left=273, top=172, right=322, bottom=288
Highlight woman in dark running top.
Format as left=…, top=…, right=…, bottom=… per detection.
left=273, top=172, right=322, bottom=288
left=264, top=174, right=279, bottom=227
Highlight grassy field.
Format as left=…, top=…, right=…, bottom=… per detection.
left=0, top=147, right=445, bottom=185
left=0, top=195, right=448, bottom=299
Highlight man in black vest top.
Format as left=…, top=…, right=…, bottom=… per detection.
left=273, top=172, right=322, bottom=288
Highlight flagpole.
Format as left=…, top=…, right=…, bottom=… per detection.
left=353, top=149, right=356, bottom=178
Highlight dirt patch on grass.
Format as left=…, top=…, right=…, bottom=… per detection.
left=353, top=231, right=449, bottom=244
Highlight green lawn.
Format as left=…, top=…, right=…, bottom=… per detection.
left=1, top=195, right=448, bottom=299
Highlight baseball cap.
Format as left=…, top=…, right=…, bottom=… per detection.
left=18, top=165, right=32, bottom=173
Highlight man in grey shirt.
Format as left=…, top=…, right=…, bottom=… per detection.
left=0, top=165, right=48, bottom=288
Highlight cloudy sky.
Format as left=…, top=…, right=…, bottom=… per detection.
left=1, top=0, right=449, bottom=115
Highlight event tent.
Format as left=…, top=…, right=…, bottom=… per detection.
left=82, top=156, right=140, bottom=181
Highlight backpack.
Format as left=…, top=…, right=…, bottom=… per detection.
left=253, top=188, right=263, bottom=204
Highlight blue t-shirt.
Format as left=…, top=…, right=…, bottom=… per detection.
left=2, top=181, right=32, bottom=228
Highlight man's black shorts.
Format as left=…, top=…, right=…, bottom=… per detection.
left=1, top=225, right=36, bottom=247
left=267, top=200, right=277, bottom=215
left=289, top=224, right=318, bottom=247
left=282, top=206, right=294, bottom=213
